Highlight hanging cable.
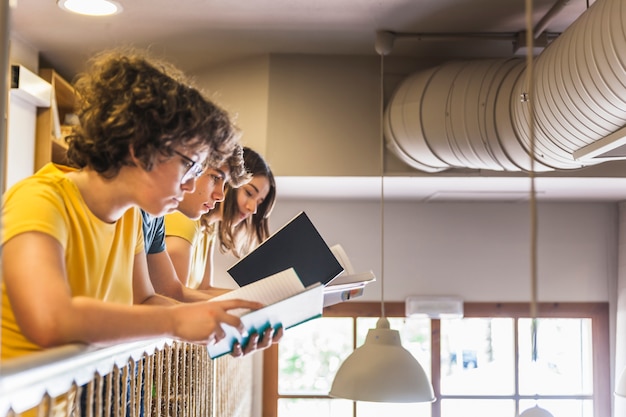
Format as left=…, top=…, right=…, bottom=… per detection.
left=380, top=51, right=386, bottom=319
left=519, top=4, right=558, bottom=417
left=525, top=0, right=538, bottom=364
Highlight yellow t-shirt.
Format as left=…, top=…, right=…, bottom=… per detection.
left=1, top=163, right=144, bottom=360
left=164, top=211, right=214, bottom=290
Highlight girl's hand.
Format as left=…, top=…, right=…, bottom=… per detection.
left=231, top=325, right=284, bottom=357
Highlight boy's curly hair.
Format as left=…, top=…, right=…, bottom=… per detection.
left=66, top=48, right=239, bottom=177
left=224, top=144, right=251, bottom=189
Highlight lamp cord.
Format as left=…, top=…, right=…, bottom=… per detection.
left=380, top=52, right=386, bottom=319
left=524, top=0, right=539, bottom=363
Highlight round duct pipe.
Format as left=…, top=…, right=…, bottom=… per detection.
left=385, top=0, right=626, bottom=172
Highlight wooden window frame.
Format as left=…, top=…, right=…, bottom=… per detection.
left=262, top=302, right=610, bottom=417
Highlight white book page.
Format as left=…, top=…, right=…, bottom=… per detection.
left=207, top=276, right=324, bottom=359
left=325, top=271, right=376, bottom=291
left=210, top=267, right=305, bottom=308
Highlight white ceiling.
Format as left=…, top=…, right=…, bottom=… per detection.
left=9, top=0, right=594, bottom=80
left=10, top=0, right=626, bottom=203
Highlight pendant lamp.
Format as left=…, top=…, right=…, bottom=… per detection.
left=329, top=317, right=434, bottom=402
left=517, top=2, right=553, bottom=417
left=617, top=367, right=626, bottom=397
left=328, top=31, right=435, bottom=404
left=519, top=405, right=554, bottom=417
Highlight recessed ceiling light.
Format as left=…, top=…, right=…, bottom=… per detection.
left=57, top=0, right=122, bottom=16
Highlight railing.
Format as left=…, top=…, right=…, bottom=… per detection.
left=0, top=338, right=249, bottom=417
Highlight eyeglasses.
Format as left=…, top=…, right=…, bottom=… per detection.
left=173, top=150, right=204, bottom=184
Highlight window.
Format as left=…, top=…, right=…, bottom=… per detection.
left=262, top=302, right=610, bottom=417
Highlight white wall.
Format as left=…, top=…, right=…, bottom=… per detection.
left=9, top=34, right=38, bottom=70
left=215, top=198, right=617, bottom=303
left=195, top=55, right=271, bottom=154
left=5, top=35, right=41, bottom=190
left=5, top=93, right=37, bottom=189
left=615, top=203, right=626, bottom=416
left=197, top=54, right=389, bottom=177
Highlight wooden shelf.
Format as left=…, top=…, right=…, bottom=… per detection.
left=35, top=69, right=76, bottom=170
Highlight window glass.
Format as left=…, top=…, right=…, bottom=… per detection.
left=518, top=399, right=594, bottom=417
left=278, top=317, right=353, bottom=395
left=518, top=318, right=593, bottom=395
left=278, top=399, right=352, bottom=417
left=440, top=318, right=515, bottom=395
left=357, top=401, right=431, bottom=417
left=440, top=399, right=514, bottom=416
left=272, top=304, right=604, bottom=417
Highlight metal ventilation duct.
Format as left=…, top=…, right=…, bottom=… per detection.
left=384, top=0, right=626, bottom=173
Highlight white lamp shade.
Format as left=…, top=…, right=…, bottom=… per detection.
left=519, top=405, right=555, bottom=417
left=616, top=367, right=626, bottom=397
left=329, top=318, right=435, bottom=403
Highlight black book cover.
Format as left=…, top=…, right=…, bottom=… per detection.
left=227, top=211, right=344, bottom=287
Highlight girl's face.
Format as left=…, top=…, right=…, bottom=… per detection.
left=232, top=175, right=271, bottom=226
left=177, top=164, right=230, bottom=220
left=137, top=147, right=208, bottom=217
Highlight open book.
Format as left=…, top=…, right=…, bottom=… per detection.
left=323, top=244, right=376, bottom=307
left=228, top=211, right=344, bottom=287
left=227, top=212, right=375, bottom=309
left=207, top=268, right=324, bottom=359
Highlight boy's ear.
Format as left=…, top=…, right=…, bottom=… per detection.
left=128, top=145, right=143, bottom=168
